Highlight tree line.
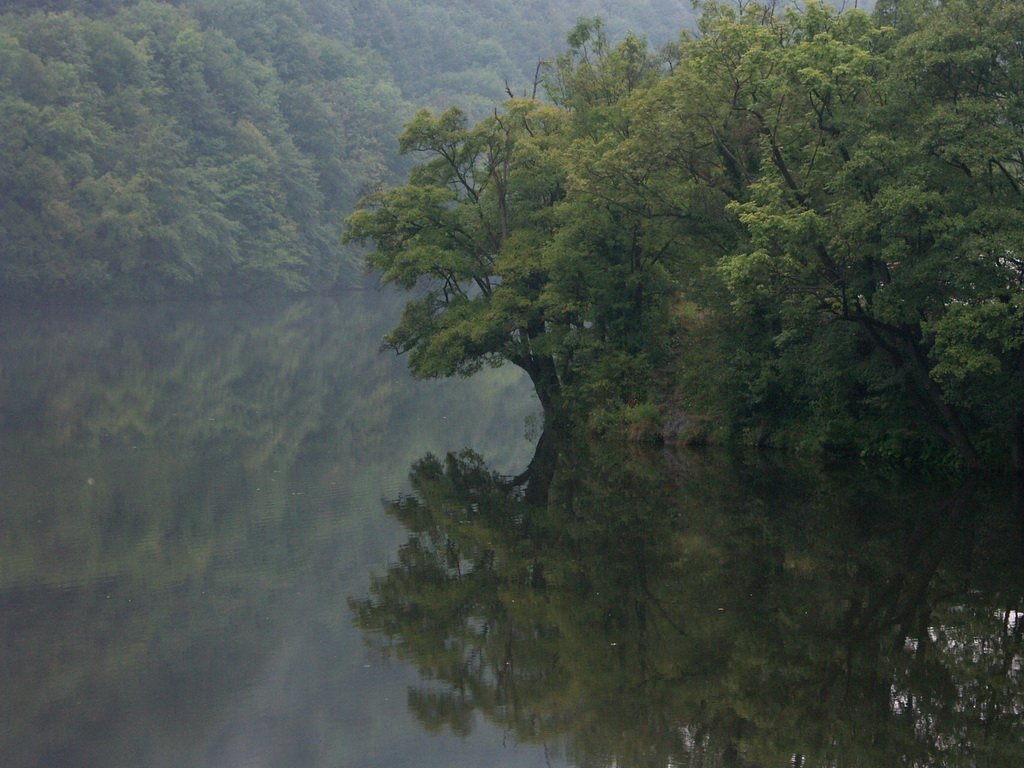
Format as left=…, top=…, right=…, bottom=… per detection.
left=0, top=0, right=696, bottom=299
left=346, top=0, right=1024, bottom=470
left=0, top=0, right=410, bottom=297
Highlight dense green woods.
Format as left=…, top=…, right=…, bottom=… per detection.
left=319, top=0, right=695, bottom=113
left=3, top=0, right=1020, bottom=468
left=0, top=0, right=413, bottom=297
left=348, top=0, right=1024, bottom=470
left=0, top=0, right=694, bottom=298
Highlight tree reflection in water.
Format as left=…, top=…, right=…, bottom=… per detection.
left=353, top=435, right=1024, bottom=767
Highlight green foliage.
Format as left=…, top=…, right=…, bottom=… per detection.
left=349, top=0, right=1015, bottom=464
left=641, top=0, right=1024, bottom=468
left=347, top=24, right=691, bottom=423
left=0, top=0, right=409, bottom=297
left=337, top=0, right=696, bottom=114
left=8, top=0, right=1017, bottom=467
left=346, top=100, right=574, bottom=413
left=0, top=0, right=702, bottom=299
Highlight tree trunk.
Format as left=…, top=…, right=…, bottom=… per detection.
left=856, top=316, right=981, bottom=469
left=902, top=330, right=981, bottom=470
left=510, top=350, right=562, bottom=422
left=513, top=426, right=559, bottom=506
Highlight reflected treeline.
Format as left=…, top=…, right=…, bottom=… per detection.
left=354, top=437, right=1024, bottom=767
left=0, top=292, right=534, bottom=587
left=0, top=292, right=527, bottom=460
left=0, top=293, right=537, bottom=767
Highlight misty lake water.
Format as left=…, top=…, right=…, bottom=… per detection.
left=2, top=292, right=1023, bottom=767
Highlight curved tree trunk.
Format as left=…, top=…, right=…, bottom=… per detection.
left=856, top=316, right=981, bottom=470
left=510, top=349, right=562, bottom=422
left=512, top=426, right=560, bottom=507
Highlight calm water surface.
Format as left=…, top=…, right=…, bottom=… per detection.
left=2, top=294, right=1023, bottom=767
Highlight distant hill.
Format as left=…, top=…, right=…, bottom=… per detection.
left=0, top=0, right=871, bottom=299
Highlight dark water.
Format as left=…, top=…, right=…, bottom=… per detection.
left=2, top=295, right=1023, bottom=767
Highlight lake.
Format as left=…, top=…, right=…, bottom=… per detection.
left=2, top=293, right=1023, bottom=767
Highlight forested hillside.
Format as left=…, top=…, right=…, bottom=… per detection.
left=0, top=1, right=406, bottom=297
left=328, top=0, right=696, bottom=113
left=0, top=0, right=698, bottom=298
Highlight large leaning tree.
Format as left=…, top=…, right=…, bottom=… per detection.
left=345, top=100, right=570, bottom=415
left=345, top=26, right=675, bottom=425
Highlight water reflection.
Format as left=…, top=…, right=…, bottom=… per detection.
left=0, top=293, right=541, bottom=768
left=6, top=294, right=1024, bottom=766
left=354, top=435, right=1024, bottom=767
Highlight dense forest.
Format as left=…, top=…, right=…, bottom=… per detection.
left=0, top=0, right=696, bottom=298
left=346, top=0, right=1024, bottom=470
left=3, top=0, right=1021, bottom=470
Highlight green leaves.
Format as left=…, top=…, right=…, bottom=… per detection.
left=647, top=0, right=1024, bottom=466
left=348, top=32, right=688, bottom=422
left=0, top=1, right=412, bottom=298
left=347, top=99, right=573, bottom=410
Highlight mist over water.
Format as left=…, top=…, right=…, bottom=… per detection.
left=0, top=292, right=544, bottom=768
left=2, top=291, right=1022, bottom=768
